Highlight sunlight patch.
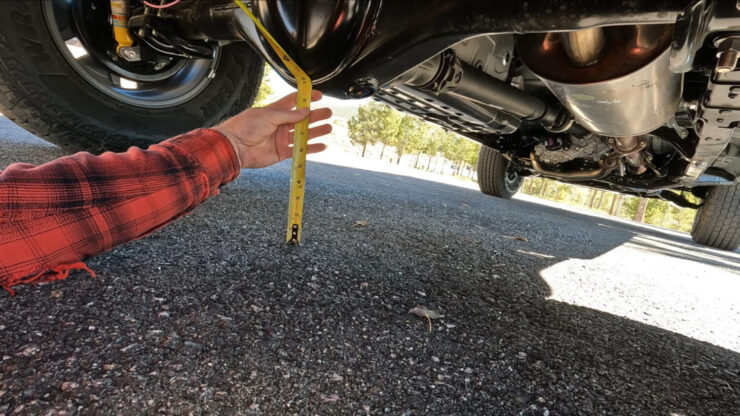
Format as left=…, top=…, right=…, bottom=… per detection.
left=540, top=242, right=740, bottom=353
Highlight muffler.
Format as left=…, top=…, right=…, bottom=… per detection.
left=518, top=25, right=682, bottom=137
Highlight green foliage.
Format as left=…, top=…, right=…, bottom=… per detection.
left=253, top=64, right=273, bottom=107
left=347, top=102, right=400, bottom=156
left=394, top=115, right=424, bottom=162
left=519, top=178, right=698, bottom=233
left=438, top=132, right=479, bottom=174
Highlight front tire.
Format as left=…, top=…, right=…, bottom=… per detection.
left=691, top=184, right=740, bottom=251
left=477, top=145, right=522, bottom=199
left=0, top=1, right=263, bottom=153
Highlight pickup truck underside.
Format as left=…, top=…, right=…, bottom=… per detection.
left=0, top=0, right=738, bottom=249
left=160, top=0, right=739, bottom=203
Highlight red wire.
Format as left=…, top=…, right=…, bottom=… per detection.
left=142, top=0, right=181, bottom=9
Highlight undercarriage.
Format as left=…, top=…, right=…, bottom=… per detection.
left=0, top=0, right=738, bottom=248
left=168, top=0, right=740, bottom=204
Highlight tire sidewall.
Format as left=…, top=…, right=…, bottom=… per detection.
left=0, top=1, right=263, bottom=152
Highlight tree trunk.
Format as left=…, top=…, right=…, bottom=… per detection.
left=661, top=205, right=671, bottom=227
left=427, top=153, right=434, bottom=171
left=414, top=151, right=421, bottom=169
left=613, top=195, right=625, bottom=217
left=537, top=179, right=546, bottom=196
left=594, top=191, right=604, bottom=209
left=587, top=189, right=597, bottom=208
left=608, top=193, right=619, bottom=215
left=379, top=143, right=386, bottom=160
left=539, top=181, right=549, bottom=197
left=361, top=142, right=368, bottom=157
left=396, top=145, right=404, bottom=165
left=432, top=154, right=439, bottom=172
left=634, top=198, right=649, bottom=222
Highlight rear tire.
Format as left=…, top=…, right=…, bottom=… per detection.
left=691, top=184, right=740, bottom=251
left=477, top=145, right=522, bottom=199
left=0, top=1, right=263, bottom=153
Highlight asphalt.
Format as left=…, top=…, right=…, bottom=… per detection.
left=0, top=117, right=739, bottom=416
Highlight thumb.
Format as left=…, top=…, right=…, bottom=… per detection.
left=261, top=107, right=310, bottom=126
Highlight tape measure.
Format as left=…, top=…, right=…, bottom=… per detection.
left=234, top=0, right=313, bottom=244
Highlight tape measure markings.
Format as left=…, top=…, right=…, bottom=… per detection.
left=234, top=0, right=312, bottom=244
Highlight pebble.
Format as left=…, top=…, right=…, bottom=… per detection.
left=60, top=382, right=79, bottom=391
left=183, top=341, right=204, bottom=355
left=19, top=345, right=39, bottom=357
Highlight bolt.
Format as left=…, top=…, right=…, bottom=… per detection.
left=716, top=50, right=739, bottom=73
left=119, top=47, right=141, bottom=62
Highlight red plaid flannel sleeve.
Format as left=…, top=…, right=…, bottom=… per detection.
left=0, top=128, right=240, bottom=294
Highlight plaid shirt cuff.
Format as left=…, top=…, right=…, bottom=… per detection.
left=165, top=128, right=241, bottom=192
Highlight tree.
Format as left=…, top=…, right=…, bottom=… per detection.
left=594, top=190, right=605, bottom=210
left=416, top=126, right=443, bottom=170
left=441, top=134, right=475, bottom=175
left=587, top=189, right=597, bottom=208
left=253, top=64, right=273, bottom=107
left=537, top=178, right=548, bottom=196
left=609, top=194, right=623, bottom=216
left=395, top=115, right=423, bottom=165
left=634, top=198, right=649, bottom=222
left=462, top=141, right=480, bottom=176
left=377, top=109, right=401, bottom=160
left=347, top=102, right=399, bottom=157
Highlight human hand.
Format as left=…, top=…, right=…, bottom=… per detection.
left=213, top=90, right=332, bottom=169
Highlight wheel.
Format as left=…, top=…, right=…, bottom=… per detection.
left=0, top=0, right=263, bottom=153
left=477, top=145, right=522, bottom=199
left=691, top=184, right=740, bottom=251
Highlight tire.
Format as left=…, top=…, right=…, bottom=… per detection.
left=0, top=1, right=263, bottom=153
left=691, top=184, right=740, bottom=251
left=477, top=145, right=522, bottom=199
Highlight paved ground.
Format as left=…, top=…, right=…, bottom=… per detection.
left=0, top=117, right=739, bottom=415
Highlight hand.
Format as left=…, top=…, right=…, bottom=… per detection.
left=213, top=90, right=332, bottom=169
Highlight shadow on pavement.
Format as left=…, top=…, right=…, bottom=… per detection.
left=0, top=143, right=738, bottom=415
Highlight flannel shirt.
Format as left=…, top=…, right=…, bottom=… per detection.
left=0, top=129, right=240, bottom=294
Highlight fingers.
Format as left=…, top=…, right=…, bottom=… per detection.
left=276, top=124, right=331, bottom=160
left=309, top=108, right=332, bottom=124
left=267, top=90, right=323, bottom=110
left=308, top=123, right=332, bottom=140
left=306, top=143, right=327, bottom=154
left=260, top=107, right=310, bottom=126
left=284, top=108, right=332, bottom=131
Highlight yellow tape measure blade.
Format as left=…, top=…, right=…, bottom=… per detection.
left=234, top=0, right=313, bottom=244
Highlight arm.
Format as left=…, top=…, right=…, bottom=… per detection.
left=0, top=92, right=331, bottom=294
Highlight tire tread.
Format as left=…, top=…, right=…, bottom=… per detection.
left=691, top=184, right=740, bottom=251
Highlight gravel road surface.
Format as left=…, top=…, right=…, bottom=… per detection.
left=1, top=117, right=739, bottom=415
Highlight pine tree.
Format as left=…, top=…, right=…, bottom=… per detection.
left=347, top=102, right=400, bottom=157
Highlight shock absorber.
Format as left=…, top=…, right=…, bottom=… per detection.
left=110, top=0, right=139, bottom=61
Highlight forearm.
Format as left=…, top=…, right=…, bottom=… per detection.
left=0, top=129, right=240, bottom=293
